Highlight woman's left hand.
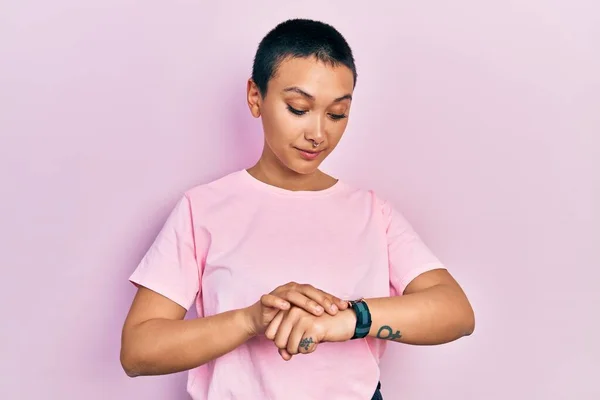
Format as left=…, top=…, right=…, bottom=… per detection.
left=264, top=306, right=356, bottom=360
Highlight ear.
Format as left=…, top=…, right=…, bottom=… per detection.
left=246, top=79, right=262, bottom=118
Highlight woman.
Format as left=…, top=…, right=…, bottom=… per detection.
left=120, top=18, right=475, bottom=400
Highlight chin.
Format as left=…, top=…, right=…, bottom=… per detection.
left=285, top=159, right=323, bottom=175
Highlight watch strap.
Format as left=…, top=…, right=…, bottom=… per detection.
left=348, top=299, right=372, bottom=339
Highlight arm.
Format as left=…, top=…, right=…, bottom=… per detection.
left=360, top=268, right=475, bottom=345
left=267, top=269, right=474, bottom=359
left=120, top=286, right=253, bottom=377
left=120, top=282, right=348, bottom=376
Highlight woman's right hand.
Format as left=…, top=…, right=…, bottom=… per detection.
left=244, top=282, right=348, bottom=336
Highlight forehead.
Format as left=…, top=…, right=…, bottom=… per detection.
left=269, top=56, right=354, bottom=98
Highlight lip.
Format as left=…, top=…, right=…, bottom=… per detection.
left=295, top=147, right=324, bottom=160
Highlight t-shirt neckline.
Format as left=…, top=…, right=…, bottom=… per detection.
left=240, top=169, right=344, bottom=198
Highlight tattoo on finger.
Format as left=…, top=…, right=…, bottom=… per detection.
left=299, top=337, right=314, bottom=351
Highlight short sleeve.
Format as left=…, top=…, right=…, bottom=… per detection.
left=129, top=195, right=200, bottom=310
left=382, top=200, right=446, bottom=296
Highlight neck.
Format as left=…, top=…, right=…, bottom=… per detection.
left=247, top=147, right=333, bottom=192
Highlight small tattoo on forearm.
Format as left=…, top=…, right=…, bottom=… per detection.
left=376, top=325, right=402, bottom=341
left=299, top=337, right=314, bottom=351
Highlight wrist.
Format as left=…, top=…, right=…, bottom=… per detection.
left=238, top=306, right=258, bottom=339
left=338, top=309, right=357, bottom=341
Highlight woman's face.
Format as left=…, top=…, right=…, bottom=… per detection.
left=247, top=56, right=355, bottom=175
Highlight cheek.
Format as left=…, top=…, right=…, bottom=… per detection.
left=264, top=110, right=304, bottom=145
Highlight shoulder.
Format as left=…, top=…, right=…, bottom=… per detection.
left=182, top=170, right=246, bottom=204
left=336, top=178, right=388, bottom=204
left=336, top=180, right=393, bottom=217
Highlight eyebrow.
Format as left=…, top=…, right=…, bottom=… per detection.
left=282, top=86, right=352, bottom=103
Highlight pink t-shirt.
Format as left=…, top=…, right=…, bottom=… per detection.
left=129, top=170, right=445, bottom=400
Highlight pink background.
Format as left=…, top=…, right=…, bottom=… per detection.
left=1, top=1, right=598, bottom=399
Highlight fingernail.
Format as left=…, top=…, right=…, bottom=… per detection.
left=331, top=304, right=338, bottom=312
left=315, top=306, right=324, bottom=313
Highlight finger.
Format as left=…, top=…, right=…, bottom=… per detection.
left=296, top=285, right=341, bottom=315
left=322, top=297, right=336, bottom=315
left=298, top=334, right=317, bottom=354
left=278, top=348, right=293, bottom=361
left=332, top=296, right=349, bottom=310
left=265, top=310, right=285, bottom=340
left=274, top=311, right=296, bottom=350
left=286, top=324, right=306, bottom=355
left=260, top=294, right=290, bottom=311
left=280, top=291, right=324, bottom=316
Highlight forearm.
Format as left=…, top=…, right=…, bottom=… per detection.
left=364, top=284, right=475, bottom=345
left=121, top=308, right=252, bottom=376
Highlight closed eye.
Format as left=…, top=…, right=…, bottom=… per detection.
left=329, top=113, right=347, bottom=121
left=287, top=105, right=307, bottom=116
left=287, top=105, right=347, bottom=121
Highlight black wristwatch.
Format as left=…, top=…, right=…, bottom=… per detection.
left=347, top=298, right=372, bottom=339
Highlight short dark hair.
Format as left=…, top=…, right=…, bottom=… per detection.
left=251, top=18, right=357, bottom=97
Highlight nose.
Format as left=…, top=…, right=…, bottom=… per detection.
left=304, top=115, right=326, bottom=146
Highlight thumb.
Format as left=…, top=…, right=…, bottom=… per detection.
left=278, top=348, right=293, bottom=361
